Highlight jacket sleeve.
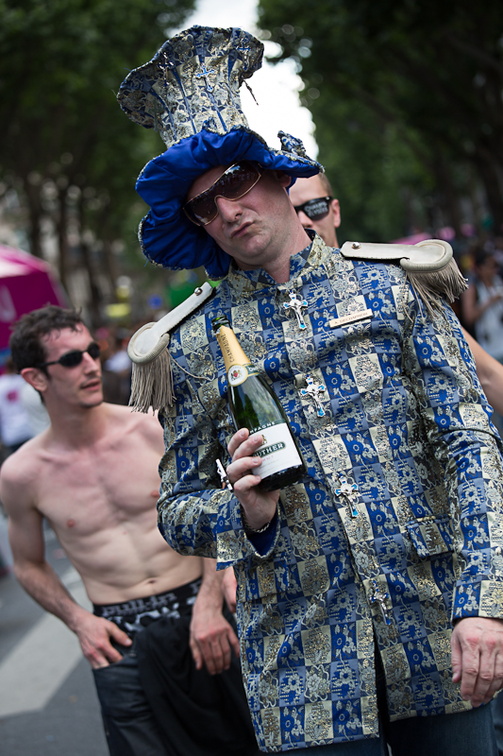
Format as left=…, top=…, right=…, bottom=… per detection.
left=157, top=341, right=274, bottom=570
left=401, top=292, right=503, bottom=621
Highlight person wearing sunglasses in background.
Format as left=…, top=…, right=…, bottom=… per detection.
left=117, top=26, right=503, bottom=756
left=0, top=305, right=259, bottom=756
left=289, top=172, right=341, bottom=249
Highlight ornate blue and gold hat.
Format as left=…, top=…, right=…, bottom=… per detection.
left=118, top=25, right=321, bottom=277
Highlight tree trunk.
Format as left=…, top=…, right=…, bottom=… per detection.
left=56, top=184, right=70, bottom=291
left=79, top=236, right=103, bottom=329
left=22, top=177, right=43, bottom=258
left=77, top=195, right=104, bottom=328
left=433, top=156, right=464, bottom=238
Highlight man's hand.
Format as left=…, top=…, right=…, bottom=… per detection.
left=76, top=611, right=132, bottom=669
left=451, top=616, right=503, bottom=706
left=189, top=601, right=240, bottom=675
left=227, top=428, right=280, bottom=531
left=189, top=560, right=240, bottom=675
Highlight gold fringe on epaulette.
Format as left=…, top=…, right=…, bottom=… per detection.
left=126, top=283, right=215, bottom=413
left=128, top=349, right=173, bottom=413
left=405, top=258, right=468, bottom=318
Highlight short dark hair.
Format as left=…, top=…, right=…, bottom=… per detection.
left=317, top=172, right=334, bottom=197
left=9, top=305, right=85, bottom=372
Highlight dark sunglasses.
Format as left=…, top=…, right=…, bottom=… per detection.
left=294, top=196, right=333, bottom=221
left=184, top=161, right=263, bottom=226
left=38, top=341, right=101, bottom=369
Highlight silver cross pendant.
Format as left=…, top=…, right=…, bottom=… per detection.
left=335, top=476, right=360, bottom=518
left=283, top=291, right=308, bottom=330
left=195, top=65, right=216, bottom=92
left=300, top=375, right=326, bottom=417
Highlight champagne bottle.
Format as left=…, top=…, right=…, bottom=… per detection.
left=212, top=315, right=306, bottom=492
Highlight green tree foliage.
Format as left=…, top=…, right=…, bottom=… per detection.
left=257, top=0, right=503, bottom=243
left=0, top=0, right=195, bottom=321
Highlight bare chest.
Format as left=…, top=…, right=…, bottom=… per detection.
left=35, top=442, right=161, bottom=538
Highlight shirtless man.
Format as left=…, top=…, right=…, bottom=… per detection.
left=0, top=305, right=258, bottom=756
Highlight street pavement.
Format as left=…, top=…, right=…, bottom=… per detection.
left=0, top=517, right=108, bottom=755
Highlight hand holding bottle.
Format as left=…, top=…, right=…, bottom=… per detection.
left=227, top=427, right=280, bottom=532
left=212, top=316, right=306, bottom=493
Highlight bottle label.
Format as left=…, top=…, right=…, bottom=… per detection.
left=253, top=423, right=302, bottom=478
left=227, top=364, right=259, bottom=387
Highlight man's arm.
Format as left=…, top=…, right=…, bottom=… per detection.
left=1, top=463, right=131, bottom=668
left=403, top=297, right=503, bottom=702
left=463, top=329, right=503, bottom=415
left=189, top=558, right=240, bottom=675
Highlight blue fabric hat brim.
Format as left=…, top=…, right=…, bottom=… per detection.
left=136, top=126, right=321, bottom=277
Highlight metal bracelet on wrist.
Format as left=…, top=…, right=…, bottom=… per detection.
left=241, top=506, right=272, bottom=534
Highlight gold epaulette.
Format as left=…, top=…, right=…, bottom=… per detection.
left=127, top=282, right=214, bottom=413
left=341, top=238, right=467, bottom=315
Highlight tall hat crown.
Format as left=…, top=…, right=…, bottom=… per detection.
left=118, top=26, right=263, bottom=148
left=118, top=26, right=321, bottom=277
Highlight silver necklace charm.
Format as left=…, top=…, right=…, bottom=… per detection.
left=335, top=476, right=360, bottom=518
left=300, top=375, right=326, bottom=417
left=283, top=291, right=308, bottom=330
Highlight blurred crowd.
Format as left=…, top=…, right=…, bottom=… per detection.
left=95, top=325, right=133, bottom=407
left=454, top=234, right=503, bottom=424
left=456, top=236, right=503, bottom=359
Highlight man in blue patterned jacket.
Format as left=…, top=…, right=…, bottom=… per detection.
left=118, top=26, right=503, bottom=756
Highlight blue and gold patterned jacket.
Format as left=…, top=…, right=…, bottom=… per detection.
left=157, top=235, right=503, bottom=752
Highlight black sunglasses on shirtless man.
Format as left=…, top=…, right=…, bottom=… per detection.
left=37, top=342, right=101, bottom=369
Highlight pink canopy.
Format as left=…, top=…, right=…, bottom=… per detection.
left=0, top=245, right=67, bottom=365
